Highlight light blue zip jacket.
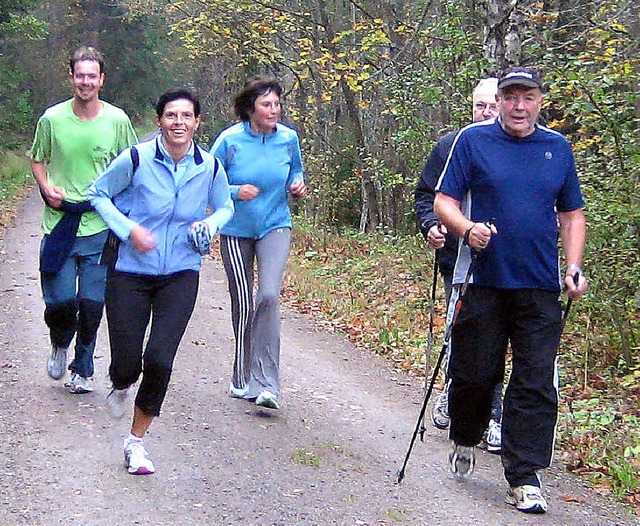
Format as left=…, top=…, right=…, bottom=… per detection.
left=88, top=136, right=233, bottom=276
left=211, top=121, right=304, bottom=239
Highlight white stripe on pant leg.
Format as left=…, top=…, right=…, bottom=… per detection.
left=226, top=236, right=252, bottom=389
left=549, top=356, right=560, bottom=466
left=228, top=237, right=250, bottom=388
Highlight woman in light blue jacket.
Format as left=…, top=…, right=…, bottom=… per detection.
left=89, top=87, right=233, bottom=475
left=211, top=76, right=307, bottom=410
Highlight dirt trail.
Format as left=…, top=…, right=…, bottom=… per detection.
left=0, top=190, right=636, bottom=526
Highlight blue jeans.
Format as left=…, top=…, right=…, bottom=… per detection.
left=40, top=230, right=108, bottom=378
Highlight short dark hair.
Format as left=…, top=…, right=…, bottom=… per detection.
left=156, top=87, right=201, bottom=118
left=70, top=46, right=105, bottom=75
left=234, top=76, right=283, bottom=121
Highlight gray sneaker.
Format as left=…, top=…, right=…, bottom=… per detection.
left=65, top=372, right=94, bottom=394
left=46, top=345, right=68, bottom=380
left=256, top=390, right=279, bottom=409
left=107, top=386, right=131, bottom=419
left=431, top=389, right=450, bottom=430
left=485, top=419, right=502, bottom=453
left=229, top=383, right=251, bottom=399
left=505, top=485, right=548, bottom=513
left=448, top=443, right=476, bottom=479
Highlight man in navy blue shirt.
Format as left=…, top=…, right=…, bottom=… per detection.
left=435, top=66, right=588, bottom=514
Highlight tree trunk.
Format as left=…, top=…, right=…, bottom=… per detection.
left=481, top=0, right=526, bottom=69
left=316, top=0, right=380, bottom=232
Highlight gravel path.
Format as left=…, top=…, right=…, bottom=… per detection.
left=0, top=190, right=637, bottom=526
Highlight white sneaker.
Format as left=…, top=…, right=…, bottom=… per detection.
left=431, top=389, right=450, bottom=430
left=256, top=390, right=279, bottom=409
left=448, top=443, right=475, bottom=479
left=124, top=440, right=155, bottom=475
left=46, top=345, right=68, bottom=380
left=229, top=383, right=250, bottom=399
left=64, top=372, right=94, bottom=393
left=485, top=419, right=502, bottom=453
left=107, top=387, right=131, bottom=419
left=505, top=485, right=548, bottom=513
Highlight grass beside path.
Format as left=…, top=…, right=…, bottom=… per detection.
left=283, top=221, right=640, bottom=514
left=0, top=149, right=33, bottom=240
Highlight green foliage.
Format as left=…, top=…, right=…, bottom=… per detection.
left=287, top=220, right=444, bottom=372
left=0, top=66, right=37, bottom=149
left=163, top=0, right=489, bottom=234
left=0, top=0, right=39, bottom=23
left=538, top=2, right=640, bottom=368
left=0, top=7, right=47, bottom=149
left=0, top=149, right=31, bottom=206
left=558, top=394, right=640, bottom=499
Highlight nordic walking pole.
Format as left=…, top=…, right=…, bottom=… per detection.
left=418, top=256, right=439, bottom=441
left=561, top=272, right=580, bottom=331
left=396, top=249, right=479, bottom=484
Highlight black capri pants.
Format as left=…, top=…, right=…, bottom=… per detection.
left=105, top=269, right=199, bottom=416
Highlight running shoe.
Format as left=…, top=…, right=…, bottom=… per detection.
left=46, top=345, right=68, bottom=380
left=229, top=383, right=251, bottom=399
left=431, top=389, right=450, bottom=430
left=448, top=443, right=475, bottom=479
left=485, top=419, right=502, bottom=453
left=256, top=390, right=279, bottom=409
left=124, top=440, right=156, bottom=475
left=64, top=372, right=94, bottom=393
left=107, top=386, right=131, bottom=419
left=505, top=485, right=548, bottom=513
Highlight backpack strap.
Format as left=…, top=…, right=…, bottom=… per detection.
left=130, top=146, right=139, bottom=173
left=213, top=156, right=219, bottom=181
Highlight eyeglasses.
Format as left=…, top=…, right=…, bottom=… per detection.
left=162, top=111, right=196, bottom=121
left=474, top=102, right=499, bottom=112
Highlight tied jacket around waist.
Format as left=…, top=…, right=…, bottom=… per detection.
left=88, top=136, right=234, bottom=276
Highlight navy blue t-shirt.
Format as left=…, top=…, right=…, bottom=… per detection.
left=436, top=119, right=584, bottom=290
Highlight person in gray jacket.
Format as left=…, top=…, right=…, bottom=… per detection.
left=89, top=87, right=233, bottom=475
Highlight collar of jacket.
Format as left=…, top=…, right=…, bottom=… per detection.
left=154, top=136, right=205, bottom=165
left=242, top=120, right=280, bottom=139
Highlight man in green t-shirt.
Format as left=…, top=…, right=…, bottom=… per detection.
left=29, top=46, right=137, bottom=394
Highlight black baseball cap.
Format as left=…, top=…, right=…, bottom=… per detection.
left=498, top=67, right=544, bottom=90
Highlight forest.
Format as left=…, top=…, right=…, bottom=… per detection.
left=0, top=0, right=638, bottom=507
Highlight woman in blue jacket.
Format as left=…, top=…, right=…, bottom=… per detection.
left=211, top=76, right=308, bottom=410
left=89, top=87, right=233, bottom=475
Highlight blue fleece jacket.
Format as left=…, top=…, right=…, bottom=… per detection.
left=88, top=136, right=233, bottom=276
left=211, top=121, right=304, bottom=239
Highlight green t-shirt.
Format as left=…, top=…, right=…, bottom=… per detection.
left=29, top=99, right=138, bottom=236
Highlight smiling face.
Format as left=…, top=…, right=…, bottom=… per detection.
left=498, top=85, right=543, bottom=138
left=249, top=90, right=281, bottom=134
left=69, top=59, right=104, bottom=103
left=156, top=98, right=201, bottom=151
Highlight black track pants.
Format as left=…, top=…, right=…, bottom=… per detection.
left=448, top=286, right=562, bottom=487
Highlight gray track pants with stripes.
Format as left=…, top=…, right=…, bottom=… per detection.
left=220, top=229, right=291, bottom=400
